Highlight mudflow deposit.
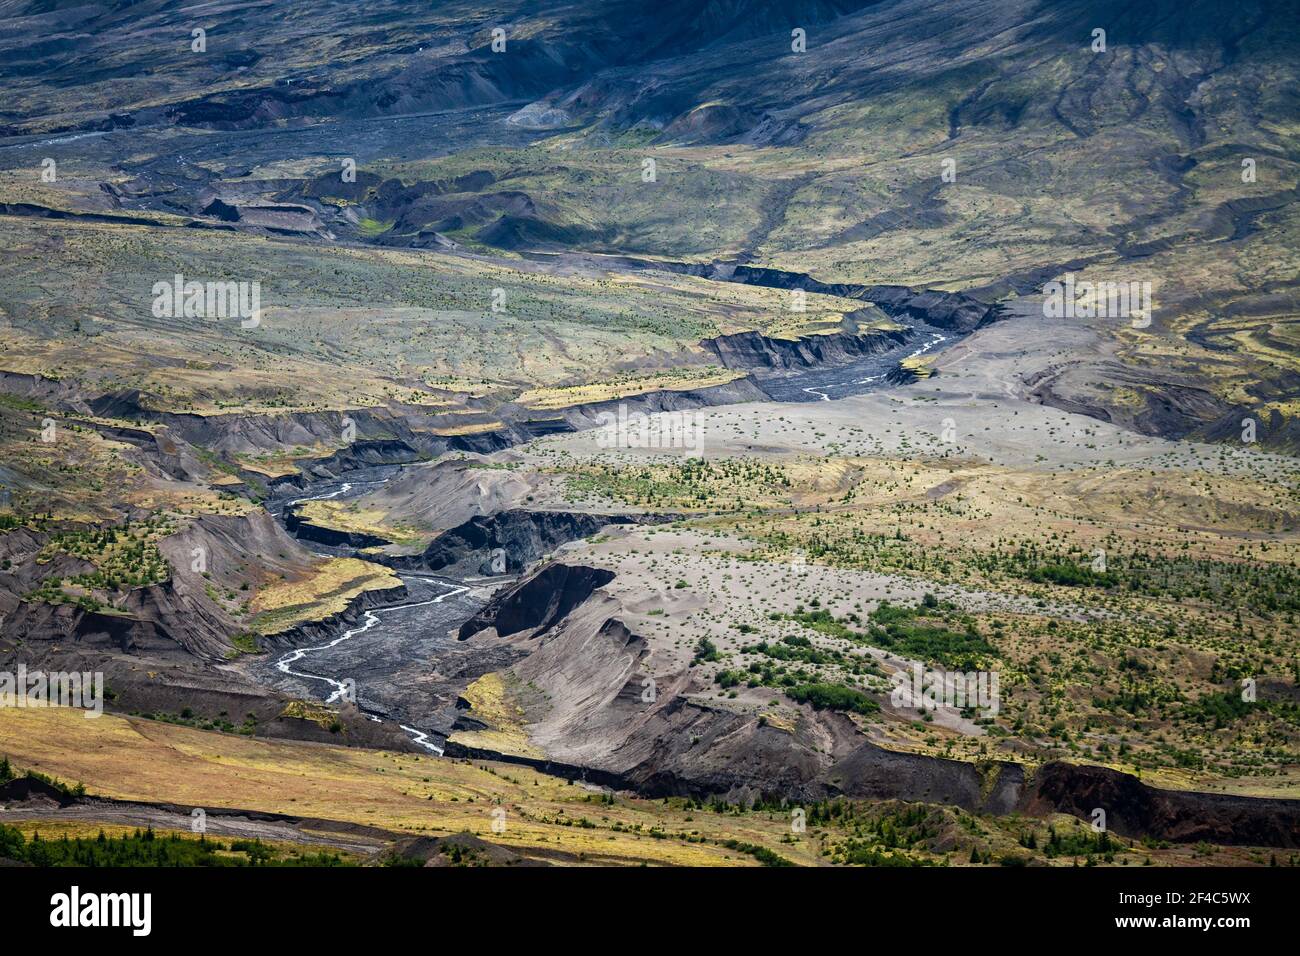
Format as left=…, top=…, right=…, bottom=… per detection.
left=0, top=0, right=1299, bottom=867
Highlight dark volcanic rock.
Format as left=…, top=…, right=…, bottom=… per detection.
left=282, top=506, right=390, bottom=548
left=604, top=256, right=1004, bottom=333
left=459, top=562, right=615, bottom=639
left=257, top=580, right=409, bottom=650
left=0, top=775, right=81, bottom=809
left=1023, top=361, right=1240, bottom=440
left=861, top=285, right=1000, bottom=334
left=410, top=509, right=656, bottom=578
left=201, top=198, right=241, bottom=221
left=824, top=744, right=1024, bottom=812
left=702, top=327, right=914, bottom=370
left=3, top=579, right=237, bottom=662
left=1023, top=761, right=1300, bottom=848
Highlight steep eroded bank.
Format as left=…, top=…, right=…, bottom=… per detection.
left=450, top=559, right=1300, bottom=846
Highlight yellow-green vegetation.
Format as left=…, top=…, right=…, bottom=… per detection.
left=554, top=450, right=1300, bottom=792
left=0, top=213, right=766, bottom=414
left=0, top=709, right=785, bottom=866
left=428, top=420, right=506, bottom=437
left=0, top=400, right=262, bottom=525
left=356, top=218, right=395, bottom=237
left=449, top=673, right=545, bottom=758
left=227, top=632, right=262, bottom=658
left=563, top=457, right=798, bottom=511
left=898, top=354, right=935, bottom=379
left=767, top=311, right=900, bottom=341
left=279, top=700, right=342, bottom=730
left=0, top=709, right=1284, bottom=866
left=0, top=817, right=355, bottom=866
left=0, top=407, right=147, bottom=521
left=23, top=517, right=175, bottom=612
left=295, top=499, right=429, bottom=548
left=518, top=366, right=746, bottom=410
left=235, top=446, right=332, bottom=478
left=247, top=558, right=402, bottom=636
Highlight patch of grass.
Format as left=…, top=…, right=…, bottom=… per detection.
left=228, top=632, right=262, bottom=656
left=248, top=557, right=401, bottom=635
left=448, top=672, right=543, bottom=758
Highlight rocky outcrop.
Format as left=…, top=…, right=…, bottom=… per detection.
left=406, top=510, right=659, bottom=578
left=702, top=327, right=914, bottom=371
left=602, top=256, right=1004, bottom=333
left=198, top=197, right=324, bottom=235
left=0, top=510, right=405, bottom=744
left=452, top=560, right=1020, bottom=807
left=81, top=395, right=512, bottom=463
left=2, top=579, right=237, bottom=662
left=1023, top=361, right=1238, bottom=440
left=0, top=774, right=82, bottom=809
left=255, top=579, right=408, bottom=650
left=459, top=562, right=616, bottom=639
left=858, top=285, right=998, bottom=334
left=281, top=506, right=390, bottom=549
left=885, top=363, right=926, bottom=386
left=72, top=420, right=209, bottom=483
left=0, top=202, right=157, bottom=227
left=1, top=513, right=308, bottom=662
left=159, top=510, right=318, bottom=585
left=0, top=371, right=90, bottom=414
left=1201, top=405, right=1300, bottom=454
left=294, top=439, right=424, bottom=479
left=0, top=527, right=55, bottom=621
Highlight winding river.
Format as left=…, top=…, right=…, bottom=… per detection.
left=262, top=467, right=486, bottom=753
left=252, top=311, right=956, bottom=753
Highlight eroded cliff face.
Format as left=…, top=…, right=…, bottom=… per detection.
left=409, top=510, right=661, bottom=578
left=451, top=560, right=1300, bottom=844
left=1023, top=762, right=1300, bottom=848
left=459, top=562, right=617, bottom=638
left=702, top=327, right=915, bottom=371
left=9, top=579, right=241, bottom=660
left=0, top=509, right=409, bottom=745
left=451, top=560, right=1020, bottom=808
left=608, top=257, right=1004, bottom=334
left=85, top=395, right=514, bottom=463
left=254, top=582, right=408, bottom=652
left=281, top=506, right=391, bottom=548
left=68, top=371, right=771, bottom=500
left=0, top=512, right=295, bottom=665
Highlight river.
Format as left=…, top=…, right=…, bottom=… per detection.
left=249, top=310, right=953, bottom=752
left=260, top=465, right=488, bottom=754
left=758, top=324, right=953, bottom=402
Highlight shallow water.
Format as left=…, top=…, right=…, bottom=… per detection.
left=755, top=324, right=954, bottom=402
left=261, top=464, right=484, bottom=751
